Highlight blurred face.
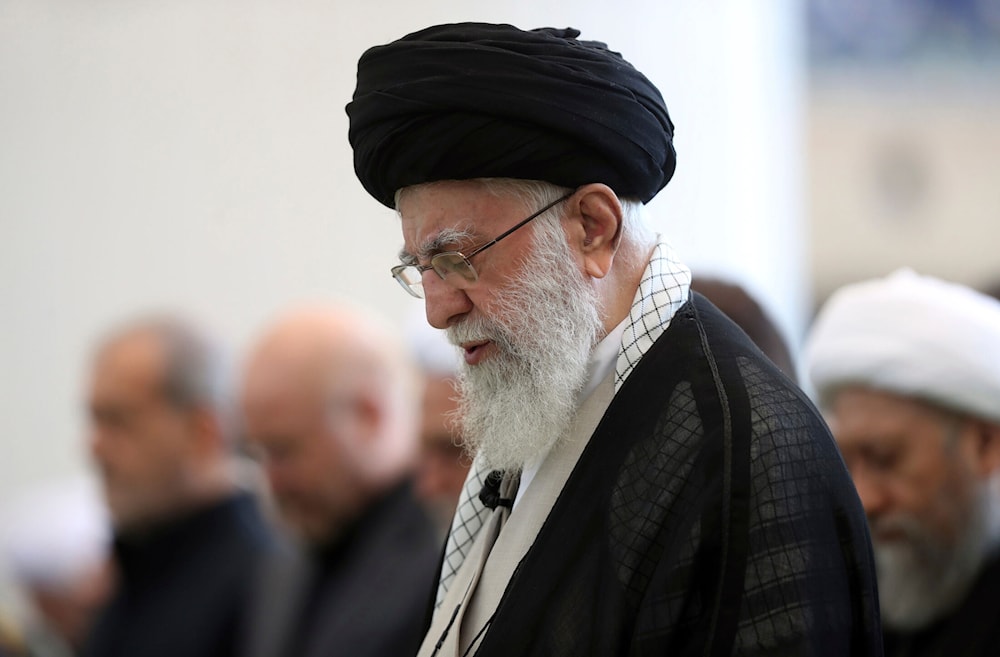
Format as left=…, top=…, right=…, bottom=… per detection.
left=88, top=334, right=199, bottom=531
left=241, top=372, right=365, bottom=545
left=830, top=387, right=978, bottom=545
left=829, top=386, right=992, bottom=629
left=414, top=375, right=468, bottom=530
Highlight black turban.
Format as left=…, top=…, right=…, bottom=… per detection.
left=346, top=23, right=676, bottom=208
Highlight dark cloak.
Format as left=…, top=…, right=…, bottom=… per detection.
left=435, top=294, right=883, bottom=656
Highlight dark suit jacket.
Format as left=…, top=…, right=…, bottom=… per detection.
left=81, top=493, right=274, bottom=657
left=244, top=483, right=439, bottom=657
left=459, top=295, right=882, bottom=657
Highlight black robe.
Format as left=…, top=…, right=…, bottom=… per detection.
left=883, top=552, right=1000, bottom=657
left=453, top=294, right=882, bottom=656
left=81, top=492, right=273, bottom=657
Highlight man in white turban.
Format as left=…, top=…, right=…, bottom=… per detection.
left=805, top=269, right=1000, bottom=657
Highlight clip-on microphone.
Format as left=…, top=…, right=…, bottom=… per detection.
left=478, top=470, right=514, bottom=510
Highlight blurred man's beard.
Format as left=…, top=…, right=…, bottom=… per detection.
left=873, top=484, right=998, bottom=631
left=449, top=220, right=603, bottom=473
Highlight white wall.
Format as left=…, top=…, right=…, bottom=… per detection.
left=0, top=1, right=805, bottom=505
left=809, top=73, right=1000, bottom=304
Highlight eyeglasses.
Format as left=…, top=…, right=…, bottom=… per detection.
left=391, top=192, right=573, bottom=299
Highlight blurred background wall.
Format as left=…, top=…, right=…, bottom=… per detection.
left=0, top=0, right=804, bottom=512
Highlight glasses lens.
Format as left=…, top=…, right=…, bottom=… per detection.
left=432, top=253, right=478, bottom=283
left=391, top=265, right=424, bottom=298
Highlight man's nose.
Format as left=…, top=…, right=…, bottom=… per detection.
left=850, top=467, right=890, bottom=520
left=423, top=271, right=473, bottom=329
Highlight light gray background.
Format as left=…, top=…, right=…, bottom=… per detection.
left=0, top=1, right=804, bottom=506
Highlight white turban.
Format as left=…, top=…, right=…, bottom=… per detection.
left=805, top=269, right=1000, bottom=424
left=1, top=477, right=109, bottom=593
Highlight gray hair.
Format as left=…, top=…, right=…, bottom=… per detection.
left=98, top=315, right=234, bottom=439
left=395, top=178, right=656, bottom=270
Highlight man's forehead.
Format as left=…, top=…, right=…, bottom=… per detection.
left=397, top=182, right=525, bottom=256
left=831, top=388, right=958, bottom=445
left=93, top=337, right=165, bottom=392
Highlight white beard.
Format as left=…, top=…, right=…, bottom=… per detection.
left=448, top=218, right=603, bottom=473
left=873, top=483, right=999, bottom=631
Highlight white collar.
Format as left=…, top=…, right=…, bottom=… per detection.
left=615, top=238, right=691, bottom=391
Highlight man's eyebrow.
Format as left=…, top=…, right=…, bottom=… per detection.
left=401, top=227, right=477, bottom=263
left=397, top=249, right=418, bottom=266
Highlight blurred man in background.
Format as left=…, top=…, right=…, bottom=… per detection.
left=690, top=276, right=797, bottom=382
left=406, top=313, right=470, bottom=538
left=239, top=304, right=439, bottom=657
left=806, top=269, right=1000, bottom=657
left=81, top=316, right=273, bottom=657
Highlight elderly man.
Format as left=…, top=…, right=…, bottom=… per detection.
left=81, top=316, right=273, bottom=657
left=346, top=22, right=881, bottom=657
left=239, top=305, right=439, bottom=657
left=806, top=269, right=1000, bottom=657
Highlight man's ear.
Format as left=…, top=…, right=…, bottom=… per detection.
left=565, top=183, right=622, bottom=279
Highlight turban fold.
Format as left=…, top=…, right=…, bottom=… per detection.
left=346, top=23, right=676, bottom=208
left=805, top=269, right=1000, bottom=424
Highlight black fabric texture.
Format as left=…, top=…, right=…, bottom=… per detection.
left=346, top=23, right=676, bottom=208
left=80, top=493, right=274, bottom=657
left=242, top=481, right=441, bottom=657
left=451, top=294, right=882, bottom=656
left=883, top=551, right=1000, bottom=657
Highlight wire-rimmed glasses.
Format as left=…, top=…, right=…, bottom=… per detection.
left=390, top=192, right=573, bottom=299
